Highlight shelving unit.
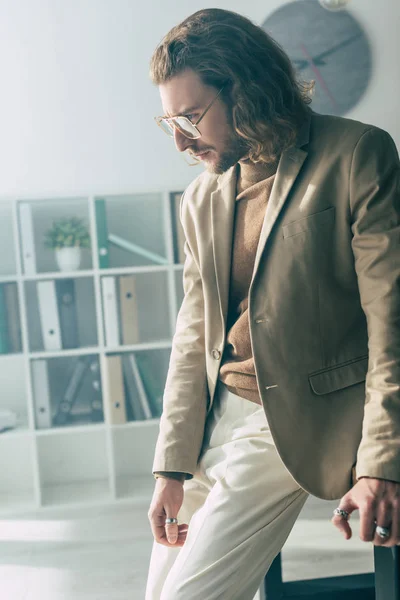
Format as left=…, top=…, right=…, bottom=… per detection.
left=0, top=190, right=185, bottom=514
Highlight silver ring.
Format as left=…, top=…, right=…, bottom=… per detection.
left=333, top=508, right=350, bottom=520
left=165, top=517, right=178, bottom=525
left=376, top=525, right=391, bottom=539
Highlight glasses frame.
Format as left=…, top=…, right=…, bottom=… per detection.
left=154, top=86, right=225, bottom=140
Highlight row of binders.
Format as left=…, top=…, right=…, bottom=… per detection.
left=105, top=353, right=163, bottom=423
left=36, top=274, right=140, bottom=351
left=32, top=355, right=103, bottom=429
left=32, top=352, right=163, bottom=429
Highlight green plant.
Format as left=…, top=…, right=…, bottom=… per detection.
left=44, top=217, right=91, bottom=250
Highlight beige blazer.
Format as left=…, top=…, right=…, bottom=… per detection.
left=152, top=111, right=400, bottom=500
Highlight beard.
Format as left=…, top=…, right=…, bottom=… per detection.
left=188, top=128, right=249, bottom=175
left=207, top=132, right=249, bottom=175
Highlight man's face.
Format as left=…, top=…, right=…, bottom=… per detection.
left=159, top=69, right=248, bottom=174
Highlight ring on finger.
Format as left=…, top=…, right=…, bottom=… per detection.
left=375, top=525, right=391, bottom=539
left=333, top=508, right=350, bottom=520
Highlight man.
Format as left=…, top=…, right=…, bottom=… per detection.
left=145, top=8, right=400, bottom=600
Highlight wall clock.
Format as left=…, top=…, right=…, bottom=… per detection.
left=262, top=0, right=372, bottom=116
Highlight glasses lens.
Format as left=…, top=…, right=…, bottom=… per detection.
left=173, top=117, right=200, bottom=139
left=158, top=119, right=174, bottom=136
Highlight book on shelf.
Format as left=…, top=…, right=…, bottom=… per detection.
left=95, top=199, right=110, bottom=269
left=32, top=359, right=52, bottom=429
left=55, top=279, right=80, bottom=349
left=37, top=280, right=62, bottom=351
left=101, top=276, right=121, bottom=346
left=122, top=353, right=152, bottom=420
left=105, top=355, right=127, bottom=424
left=170, top=192, right=186, bottom=264
left=18, top=202, right=37, bottom=275
left=119, top=275, right=139, bottom=345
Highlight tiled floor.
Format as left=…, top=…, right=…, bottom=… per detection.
left=0, top=487, right=374, bottom=599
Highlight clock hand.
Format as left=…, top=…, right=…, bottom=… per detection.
left=299, top=43, right=338, bottom=110
left=295, top=33, right=362, bottom=72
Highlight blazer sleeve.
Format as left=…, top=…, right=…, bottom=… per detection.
left=349, top=127, right=400, bottom=483
left=151, top=190, right=209, bottom=480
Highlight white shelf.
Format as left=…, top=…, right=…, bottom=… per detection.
left=29, top=346, right=101, bottom=359
left=103, top=340, right=172, bottom=354
left=0, top=491, right=37, bottom=513
left=0, top=190, right=184, bottom=513
left=36, top=423, right=107, bottom=437
left=23, top=269, right=95, bottom=281
left=41, top=479, right=111, bottom=507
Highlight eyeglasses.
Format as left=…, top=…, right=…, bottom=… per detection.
left=154, top=86, right=224, bottom=140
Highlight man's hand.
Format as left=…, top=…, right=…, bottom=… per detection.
left=332, top=477, right=400, bottom=547
left=148, top=478, right=189, bottom=547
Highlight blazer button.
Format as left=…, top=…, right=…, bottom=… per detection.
left=212, top=349, right=221, bottom=360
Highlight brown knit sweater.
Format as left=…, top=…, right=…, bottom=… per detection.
left=154, top=157, right=278, bottom=481
left=218, top=157, right=279, bottom=405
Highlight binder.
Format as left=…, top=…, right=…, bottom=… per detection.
left=0, top=285, right=9, bottom=354
left=32, top=359, right=52, bottom=429
left=19, top=202, right=37, bottom=275
left=37, top=280, right=62, bottom=351
left=53, top=356, right=91, bottom=426
left=170, top=192, right=186, bottom=264
left=135, top=352, right=164, bottom=417
left=122, top=354, right=145, bottom=420
left=87, top=357, right=104, bottom=422
left=126, top=353, right=152, bottom=419
left=105, top=355, right=127, bottom=424
left=55, top=279, right=79, bottom=349
left=101, top=276, right=120, bottom=347
left=4, top=284, right=22, bottom=353
left=119, top=275, right=139, bottom=345
left=95, top=199, right=109, bottom=269
left=66, top=357, right=103, bottom=424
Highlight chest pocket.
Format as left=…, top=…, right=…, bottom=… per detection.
left=282, top=206, right=335, bottom=239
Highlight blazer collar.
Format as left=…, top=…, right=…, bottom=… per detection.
left=210, top=110, right=312, bottom=326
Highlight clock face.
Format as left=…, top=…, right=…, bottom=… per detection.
left=262, top=0, right=372, bottom=116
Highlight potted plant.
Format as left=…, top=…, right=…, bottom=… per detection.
left=44, top=216, right=91, bottom=272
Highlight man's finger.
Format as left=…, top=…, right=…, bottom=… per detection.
left=359, top=499, right=378, bottom=542
left=165, top=520, right=179, bottom=544
left=331, top=497, right=358, bottom=540
left=372, top=500, right=392, bottom=545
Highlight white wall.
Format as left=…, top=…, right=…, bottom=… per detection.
left=0, top=0, right=399, bottom=197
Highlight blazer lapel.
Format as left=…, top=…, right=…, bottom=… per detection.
left=210, top=167, right=237, bottom=326
left=210, top=109, right=312, bottom=324
left=250, top=146, right=308, bottom=287
left=250, top=114, right=312, bottom=288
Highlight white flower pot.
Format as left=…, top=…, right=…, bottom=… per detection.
left=55, top=247, right=82, bottom=272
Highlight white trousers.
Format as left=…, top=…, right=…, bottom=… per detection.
left=145, top=383, right=309, bottom=600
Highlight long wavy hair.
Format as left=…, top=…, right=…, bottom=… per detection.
left=150, top=9, right=314, bottom=164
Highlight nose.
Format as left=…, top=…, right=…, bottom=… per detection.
left=173, top=128, right=193, bottom=153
